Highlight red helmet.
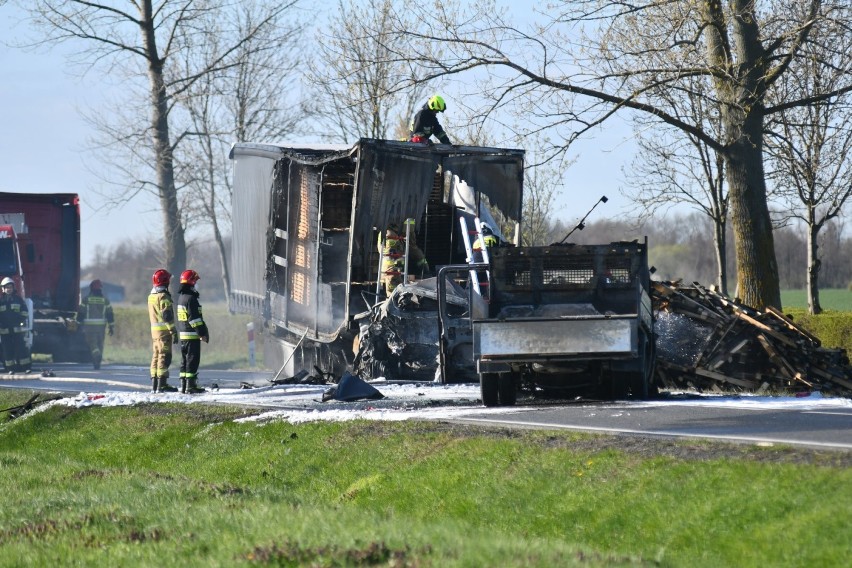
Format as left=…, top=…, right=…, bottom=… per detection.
left=152, top=269, right=171, bottom=287
left=89, top=279, right=103, bottom=292
left=180, top=269, right=200, bottom=286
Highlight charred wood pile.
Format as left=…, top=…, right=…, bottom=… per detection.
left=652, top=281, right=852, bottom=397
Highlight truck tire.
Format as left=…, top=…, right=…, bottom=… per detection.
left=480, top=373, right=499, bottom=407
left=497, top=373, right=517, bottom=406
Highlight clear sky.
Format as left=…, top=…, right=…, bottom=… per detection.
left=0, top=2, right=641, bottom=267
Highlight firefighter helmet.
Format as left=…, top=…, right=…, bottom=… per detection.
left=480, top=222, right=493, bottom=235
left=152, top=269, right=171, bottom=287
left=427, top=95, right=446, bottom=112
left=180, top=269, right=200, bottom=286
left=89, top=279, right=103, bottom=292
left=0, top=277, right=14, bottom=288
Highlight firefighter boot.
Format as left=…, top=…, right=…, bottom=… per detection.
left=157, top=378, right=178, bottom=393
left=180, top=378, right=188, bottom=394
left=151, top=378, right=158, bottom=393
left=187, top=378, right=206, bottom=394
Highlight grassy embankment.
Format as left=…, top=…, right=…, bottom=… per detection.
left=0, top=393, right=850, bottom=567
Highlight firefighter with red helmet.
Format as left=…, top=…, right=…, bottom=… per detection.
left=176, top=269, right=209, bottom=394
left=77, top=279, right=114, bottom=370
left=148, top=269, right=178, bottom=392
left=0, top=277, right=31, bottom=374
left=409, top=95, right=451, bottom=144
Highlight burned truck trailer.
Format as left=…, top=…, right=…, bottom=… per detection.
left=228, top=139, right=524, bottom=376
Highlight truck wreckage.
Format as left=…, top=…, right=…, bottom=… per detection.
left=229, top=139, right=852, bottom=404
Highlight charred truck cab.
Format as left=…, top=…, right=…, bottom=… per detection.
left=228, top=139, right=525, bottom=377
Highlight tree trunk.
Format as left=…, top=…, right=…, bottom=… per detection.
left=141, top=0, right=186, bottom=280
left=725, top=137, right=781, bottom=309
left=807, top=218, right=822, bottom=315
left=713, top=215, right=728, bottom=296
left=706, top=0, right=781, bottom=310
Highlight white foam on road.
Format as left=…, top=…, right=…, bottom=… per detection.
left=27, top=384, right=849, bottom=425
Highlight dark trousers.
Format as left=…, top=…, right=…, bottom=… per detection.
left=180, top=340, right=202, bottom=379
left=1, top=332, right=31, bottom=372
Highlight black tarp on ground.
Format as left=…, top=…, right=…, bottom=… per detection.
left=322, top=371, right=385, bottom=402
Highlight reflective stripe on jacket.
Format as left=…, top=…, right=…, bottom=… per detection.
left=148, top=287, right=175, bottom=337
left=177, top=286, right=208, bottom=341
left=79, top=294, right=114, bottom=327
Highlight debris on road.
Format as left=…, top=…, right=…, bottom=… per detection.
left=652, top=281, right=852, bottom=396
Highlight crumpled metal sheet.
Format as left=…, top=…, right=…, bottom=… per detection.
left=354, top=277, right=469, bottom=382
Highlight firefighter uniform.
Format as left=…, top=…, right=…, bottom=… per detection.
left=409, top=106, right=450, bottom=144
left=77, top=280, right=114, bottom=370
left=177, top=279, right=209, bottom=394
left=0, top=279, right=31, bottom=374
left=148, top=276, right=177, bottom=392
left=380, top=226, right=428, bottom=295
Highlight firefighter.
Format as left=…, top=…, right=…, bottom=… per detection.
left=148, top=269, right=178, bottom=392
left=409, top=95, right=451, bottom=144
left=380, top=223, right=429, bottom=295
left=176, top=269, right=209, bottom=394
left=77, top=279, right=114, bottom=370
left=471, top=222, right=501, bottom=262
left=0, top=277, right=31, bottom=374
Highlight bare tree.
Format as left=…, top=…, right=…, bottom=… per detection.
left=175, top=3, right=309, bottom=301
left=307, top=0, right=431, bottom=142
left=624, top=107, right=730, bottom=294
left=521, top=164, right=562, bottom=246
left=376, top=0, right=852, bottom=309
left=17, top=0, right=300, bottom=279
left=764, top=4, right=852, bottom=314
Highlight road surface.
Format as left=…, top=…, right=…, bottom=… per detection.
left=2, top=363, right=851, bottom=451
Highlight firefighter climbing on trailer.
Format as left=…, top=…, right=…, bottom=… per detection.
left=409, top=95, right=451, bottom=145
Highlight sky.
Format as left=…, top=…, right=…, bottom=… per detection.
left=0, top=2, right=642, bottom=268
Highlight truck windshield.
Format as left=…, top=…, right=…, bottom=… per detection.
left=0, top=240, right=18, bottom=275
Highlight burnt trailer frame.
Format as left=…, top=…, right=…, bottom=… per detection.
left=228, top=138, right=524, bottom=376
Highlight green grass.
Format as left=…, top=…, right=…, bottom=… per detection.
left=100, top=303, right=263, bottom=369
left=780, top=288, right=852, bottom=311
left=1, top=391, right=850, bottom=567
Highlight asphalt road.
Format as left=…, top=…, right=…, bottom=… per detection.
left=3, top=363, right=851, bottom=451
left=0, top=363, right=272, bottom=393
left=454, top=396, right=852, bottom=450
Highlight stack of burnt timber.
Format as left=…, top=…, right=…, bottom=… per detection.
left=651, top=281, right=852, bottom=397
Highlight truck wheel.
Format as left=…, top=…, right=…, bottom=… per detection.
left=480, top=373, right=499, bottom=407
left=497, top=373, right=517, bottom=406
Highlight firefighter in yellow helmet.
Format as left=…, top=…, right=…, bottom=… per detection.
left=471, top=222, right=501, bottom=262
left=0, top=277, right=31, bottom=374
left=380, top=223, right=429, bottom=295
left=77, top=279, right=114, bottom=370
left=409, top=95, right=451, bottom=145
left=148, top=269, right=178, bottom=392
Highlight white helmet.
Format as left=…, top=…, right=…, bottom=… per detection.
left=1, top=277, right=14, bottom=287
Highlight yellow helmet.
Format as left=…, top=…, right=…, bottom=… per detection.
left=428, top=95, right=446, bottom=112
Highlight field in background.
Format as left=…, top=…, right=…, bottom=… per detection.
left=780, top=288, right=852, bottom=311
left=103, top=303, right=264, bottom=369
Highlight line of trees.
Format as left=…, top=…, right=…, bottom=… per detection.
left=11, top=1, right=852, bottom=314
